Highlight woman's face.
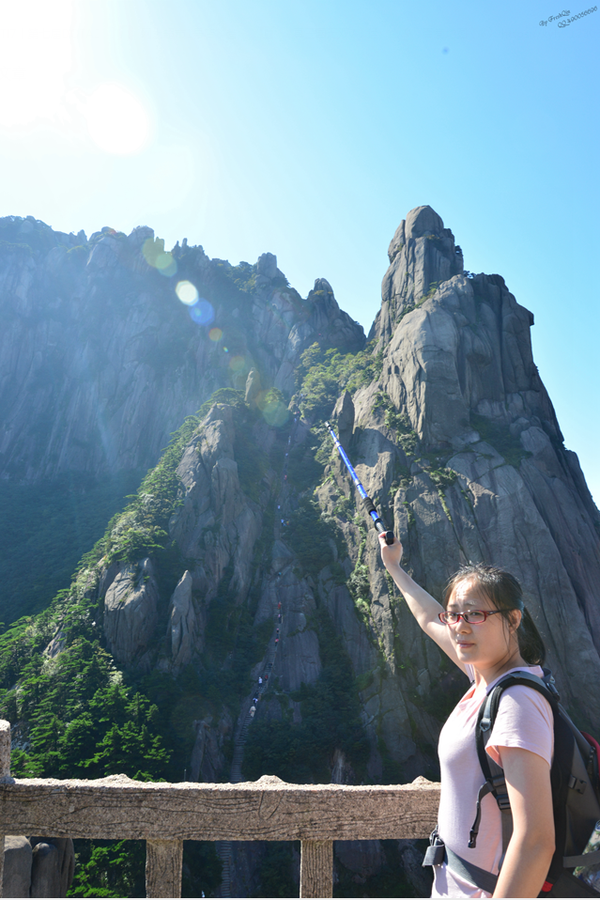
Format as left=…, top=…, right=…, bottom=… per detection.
left=446, top=577, right=523, bottom=677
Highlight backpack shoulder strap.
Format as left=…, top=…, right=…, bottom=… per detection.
left=476, top=670, right=557, bottom=779
left=469, top=671, right=558, bottom=854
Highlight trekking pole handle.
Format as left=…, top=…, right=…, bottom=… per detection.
left=375, top=520, right=395, bottom=545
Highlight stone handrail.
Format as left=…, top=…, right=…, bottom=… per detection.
left=0, top=722, right=440, bottom=897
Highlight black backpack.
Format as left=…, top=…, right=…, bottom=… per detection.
left=424, top=669, right=600, bottom=896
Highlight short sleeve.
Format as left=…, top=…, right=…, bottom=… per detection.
left=486, top=684, right=553, bottom=769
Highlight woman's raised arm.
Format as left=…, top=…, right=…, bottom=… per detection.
left=378, top=532, right=468, bottom=674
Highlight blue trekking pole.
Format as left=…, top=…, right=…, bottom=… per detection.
left=325, top=421, right=394, bottom=545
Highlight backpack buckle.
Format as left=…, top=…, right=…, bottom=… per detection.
left=423, top=828, right=446, bottom=867
left=568, top=774, right=587, bottom=794
left=423, top=843, right=445, bottom=866
left=490, top=775, right=511, bottom=810
left=495, top=792, right=511, bottom=810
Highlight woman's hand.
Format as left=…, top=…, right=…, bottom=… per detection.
left=378, top=531, right=403, bottom=568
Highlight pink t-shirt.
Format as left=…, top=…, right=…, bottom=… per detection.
left=432, top=665, right=554, bottom=898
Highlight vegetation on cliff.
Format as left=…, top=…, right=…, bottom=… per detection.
left=294, top=342, right=382, bottom=421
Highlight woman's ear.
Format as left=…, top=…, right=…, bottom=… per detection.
left=509, top=609, right=522, bottom=632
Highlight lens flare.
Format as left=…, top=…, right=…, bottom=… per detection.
left=155, top=252, right=177, bottom=276
left=189, top=300, right=214, bottom=326
left=209, top=328, right=223, bottom=342
left=175, top=280, right=198, bottom=305
left=142, top=237, right=177, bottom=277
left=229, top=355, right=246, bottom=372
left=262, top=400, right=289, bottom=427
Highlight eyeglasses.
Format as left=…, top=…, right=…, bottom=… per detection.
left=438, top=609, right=509, bottom=625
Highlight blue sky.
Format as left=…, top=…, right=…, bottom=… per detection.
left=2, top=0, right=599, bottom=503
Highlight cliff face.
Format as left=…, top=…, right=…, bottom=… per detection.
left=33, top=205, right=598, bottom=750
left=1, top=207, right=599, bottom=895
left=0, top=216, right=363, bottom=483
left=349, top=206, right=600, bottom=722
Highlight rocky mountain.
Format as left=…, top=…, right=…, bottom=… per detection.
left=0, top=215, right=363, bottom=623
left=0, top=216, right=363, bottom=483
left=0, top=206, right=598, bottom=897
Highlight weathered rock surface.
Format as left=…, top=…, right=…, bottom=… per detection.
left=190, top=712, right=233, bottom=783
left=372, top=204, right=464, bottom=348
left=167, top=570, right=201, bottom=670
left=3, top=836, right=32, bottom=898
left=103, top=558, right=159, bottom=668
left=170, top=404, right=264, bottom=606
left=332, top=391, right=355, bottom=446
left=2, top=835, right=74, bottom=898
left=75, top=206, right=599, bottom=777
left=30, top=838, right=74, bottom=898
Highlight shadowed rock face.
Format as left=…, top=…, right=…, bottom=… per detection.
left=0, top=216, right=364, bottom=483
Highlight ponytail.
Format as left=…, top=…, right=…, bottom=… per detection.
left=517, top=606, right=546, bottom=666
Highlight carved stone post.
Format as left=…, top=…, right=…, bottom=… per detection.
left=299, top=840, right=333, bottom=898
left=0, top=719, right=12, bottom=899
left=145, top=839, right=183, bottom=898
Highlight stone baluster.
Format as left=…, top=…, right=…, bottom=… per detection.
left=299, top=840, right=333, bottom=898
left=145, top=839, right=183, bottom=898
left=0, top=719, right=12, bottom=899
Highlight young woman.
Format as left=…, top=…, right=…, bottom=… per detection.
left=378, top=533, right=555, bottom=899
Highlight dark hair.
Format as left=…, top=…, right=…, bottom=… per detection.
left=443, top=563, right=546, bottom=666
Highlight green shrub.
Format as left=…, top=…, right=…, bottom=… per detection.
left=348, top=563, right=371, bottom=614
left=470, top=414, right=532, bottom=468
left=68, top=839, right=145, bottom=898
left=295, top=343, right=383, bottom=422
left=5, top=637, right=171, bottom=782
left=429, top=468, right=457, bottom=489
left=372, top=392, right=419, bottom=456
left=286, top=497, right=340, bottom=577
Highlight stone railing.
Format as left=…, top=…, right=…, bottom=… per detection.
left=0, top=722, right=440, bottom=897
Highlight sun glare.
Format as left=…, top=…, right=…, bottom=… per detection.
left=0, top=2, right=151, bottom=157
left=84, top=83, right=151, bottom=155
left=0, top=0, right=73, bottom=128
